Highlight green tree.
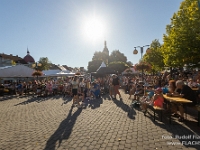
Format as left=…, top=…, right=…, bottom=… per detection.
left=87, top=49, right=131, bottom=73
left=143, top=39, right=164, bottom=72
left=108, top=61, right=129, bottom=74
left=37, top=57, right=51, bottom=71
left=92, top=51, right=109, bottom=64
left=11, top=60, right=16, bottom=66
left=109, top=50, right=127, bottom=63
left=126, top=61, right=133, bottom=67
left=162, top=0, right=200, bottom=67
left=87, top=59, right=102, bottom=73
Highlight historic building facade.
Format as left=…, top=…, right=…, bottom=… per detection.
left=0, top=48, right=35, bottom=67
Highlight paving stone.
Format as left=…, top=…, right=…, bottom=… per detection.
left=0, top=90, right=199, bottom=150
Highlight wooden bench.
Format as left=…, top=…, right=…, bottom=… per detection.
left=153, top=106, right=165, bottom=122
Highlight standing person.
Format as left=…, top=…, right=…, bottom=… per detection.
left=79, top=78, right=86, bottom=103
left=71, top=76, right=81, bottom=108
left=108, top=75, right=114, bottom=98
left=112, top=74, right=121, bottom=99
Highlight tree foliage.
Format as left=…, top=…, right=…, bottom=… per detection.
left=162, top=0, right=200, bottom=67
left=37, top=57, right=51, bottom=71
left=87, top=49, right=132, bottom=73
left=11, top=60, right=16, bottom=66
left=32, top=71, right=43, bottom=77
left=143, top=39, right=164, bottom=72
left=109, top=50, right=127, bottom=63
left=108, top=61, right=129, bottom=74
left=87, top=59, right=102, bottom=73
left=135, top=62, right=151, bottom=72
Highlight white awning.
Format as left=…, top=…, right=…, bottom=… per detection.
left=0, top=65, right=35, bottom=77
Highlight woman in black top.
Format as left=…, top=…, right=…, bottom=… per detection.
left=112, top=74, right=121, bottom=99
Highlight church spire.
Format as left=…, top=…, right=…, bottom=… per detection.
left=27, top=47, right=30, bottom=55
left=102, top=41, right=109, bottom=56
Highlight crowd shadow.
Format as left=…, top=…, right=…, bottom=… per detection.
left=145, top=108, right=200, bottom=149
left=14, top=95, right=62, bottom=106
left=87, top=97, right=103, bottom=109
left=101, top=94, right=112, bottom=100
left=0, top=95, right=17, bottom=101
left=44, top=107, right=82, bottom=150
left=112, top=97, right=136, bottom=119
left=61, top=96, right=73, bottom=106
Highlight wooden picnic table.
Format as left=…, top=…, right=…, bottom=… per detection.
left=163, top=95, right=193, bottom=103
left=163, top=95, right=192, bottom=124
left=192, top=87, right=199, bottom=91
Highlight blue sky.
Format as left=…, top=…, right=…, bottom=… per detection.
left=0, top=0, right=183, bottom=69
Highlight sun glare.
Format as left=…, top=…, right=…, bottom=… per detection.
left=82, top=16, right=106, bottom=42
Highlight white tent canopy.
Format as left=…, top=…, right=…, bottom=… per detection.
left=122, top=67, right=138, bottom=75
left=0, top=65, right=35, bottom=78
left=43, top=70, right=75, bottom=77
left=97, top=61, right=106, bottom=71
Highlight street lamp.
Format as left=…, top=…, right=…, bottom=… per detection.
left=133, top=45, right=150, bottom=81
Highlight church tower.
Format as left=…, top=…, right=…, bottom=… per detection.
left=102, top=41, right=109, bottom=56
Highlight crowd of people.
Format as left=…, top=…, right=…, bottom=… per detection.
left=124, top=70, right=200, bottom=122
left=0, top=69, right=200, bottom=120
left=0, top=74, right=123, bottom=108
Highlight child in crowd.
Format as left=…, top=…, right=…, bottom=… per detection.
left=141, top=87, right=164, bottom=114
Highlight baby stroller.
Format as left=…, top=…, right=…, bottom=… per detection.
left=91, top=82, right=101, bottom=99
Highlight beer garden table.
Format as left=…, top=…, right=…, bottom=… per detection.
left=163, top=95, right=193, bottom=124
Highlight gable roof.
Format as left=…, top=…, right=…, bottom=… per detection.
left=0, top=53, right=25, bottom=63
left=49, top=64, right=62, bottom=70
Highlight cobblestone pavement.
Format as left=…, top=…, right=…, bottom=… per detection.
left=0, top=90, right=200, bottom=150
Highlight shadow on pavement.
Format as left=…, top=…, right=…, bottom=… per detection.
left=112, top=98, right=136, bottom=119
left=145, top=109, right=200, bottom=149
left=44, top=107, right=82, bottom=150
left=88, top=97, right=103, bottom=109
left=101, top=94, right=112, bottom=100
left=0, top=95, right=16, bottom=101
left=14, top=95, right=62, bottom=106
left=61, top=96, right=73, bottom=106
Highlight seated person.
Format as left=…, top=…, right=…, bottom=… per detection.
left=0, top=84, right=5, bottom=96
left=36, top=84, right=42, bottom=96
left=187, top=78, right=197, bottom=88
left=91, top=81, right=101, bottom=99
left=17, top=82, right=23, bottom=95
left=141, top=87, right=164, bottom=114
left=133, top=82, right=144, bottom=100
left=168, top=80, right=176, bottom=93
left=171, top=80, right=196, bottom=122
left=165, top=80, right=176, bottom=110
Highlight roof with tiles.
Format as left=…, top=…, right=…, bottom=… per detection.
left=0, top=53, right=26, bottom=63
